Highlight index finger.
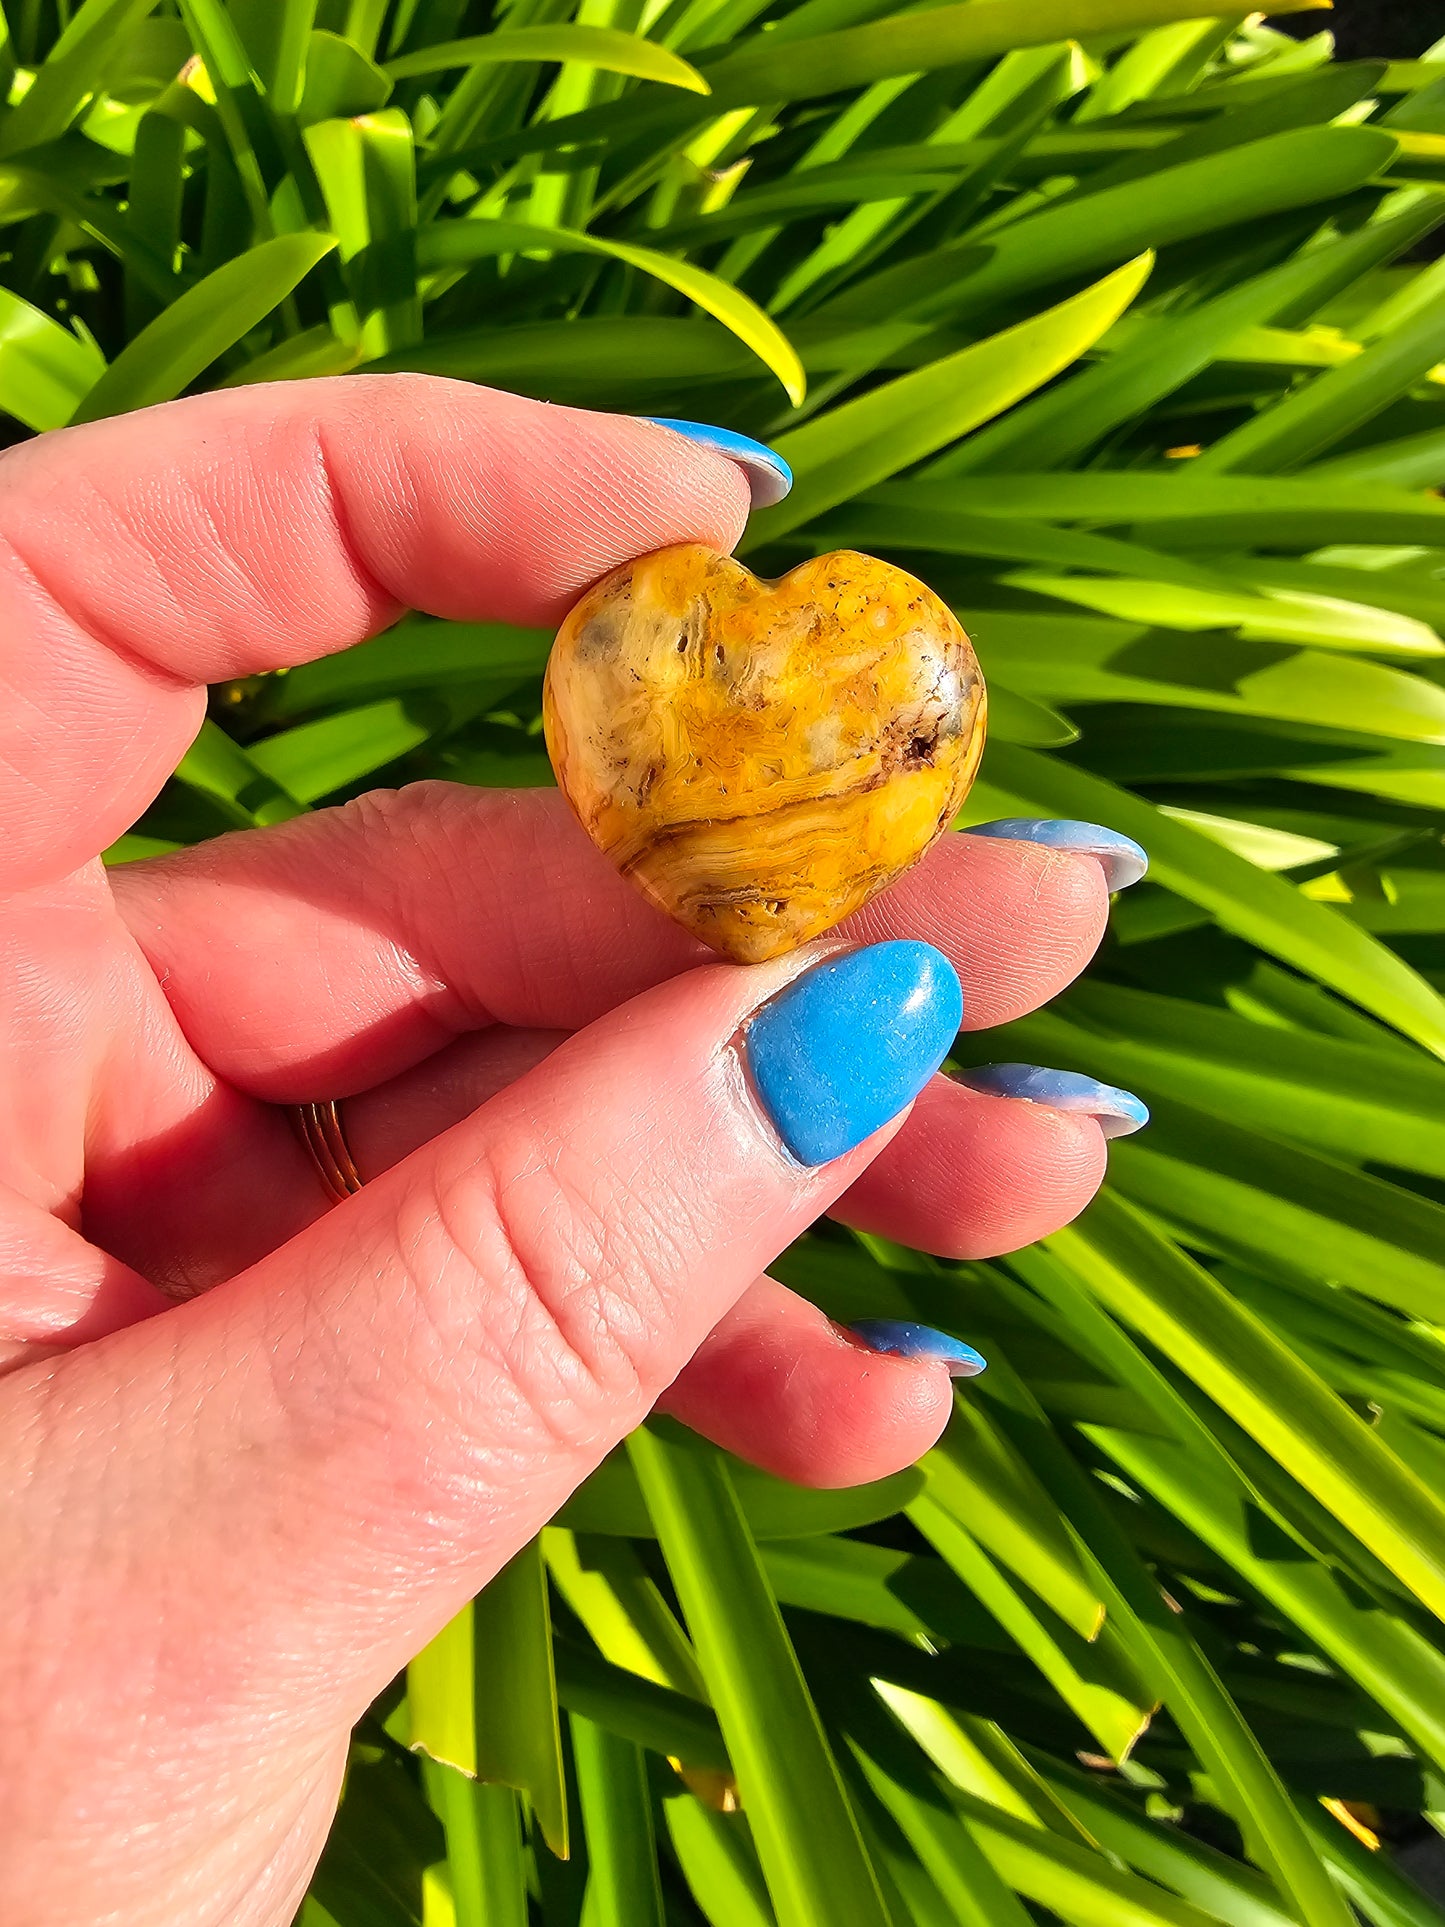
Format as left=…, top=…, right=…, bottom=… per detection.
left=0, top=377, right=750, bottom=891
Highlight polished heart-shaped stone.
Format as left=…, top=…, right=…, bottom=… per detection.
left=542, top=544, right=987, bottom=963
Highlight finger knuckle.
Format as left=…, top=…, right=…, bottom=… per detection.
left=399, top=1125, right=680, bottom=1460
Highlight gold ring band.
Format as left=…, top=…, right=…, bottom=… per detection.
left=293, top=1099, right=365, bottom=1204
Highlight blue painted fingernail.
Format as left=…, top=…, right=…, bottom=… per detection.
left=744, top=941, right=962, bottom=1166
left=953, top=1063, right=1149, bottom=1139
left=640, top=418, right=793, bottom=508
left=964, top=819, right=1148, bottom=891
left=848, top=1319, right=986, bottom=1377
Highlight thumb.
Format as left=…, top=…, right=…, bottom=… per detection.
left=7, top=940, right=960, bottom=1742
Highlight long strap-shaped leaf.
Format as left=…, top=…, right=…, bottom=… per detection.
left=1194, top=277, right=1445, bottom=475
left=970, top=741, right=1445, bottom=1058
left=744, top=254, right=1153, bottom=544
left=1048, top=1191, right=1445, bottom=1628
left=386, top=26, right=708, bottom=93
left=572, top=1716, right=666, bottom=1927
left=425, top=0, right=1330, bottom=177
left=407, top=1539, right=568, bottom=1858
left=628, top=1426, right=893, bottom=1927
left=0, top=0, right=156, bottom=158
left=70, top=231, right=337, bottom=422
left=416, top=218, right=804, bottom=404
left=0, top=285, right=106, bottom=430
left=1007, top=1239, right=1445, bottom=1773
left=702, top=0, right=1327, bottom=110
left=929, top=201, right=1445, bottom=477
left=963, top=988, right=1445, bottom=1182
left=967, top=1352, right=1357, bottom=1927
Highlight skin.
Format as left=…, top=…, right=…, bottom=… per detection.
left=0, top=376, right=1117, bottom=1927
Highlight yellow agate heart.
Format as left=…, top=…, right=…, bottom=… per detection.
left=542, top=544, right=987, bottom=963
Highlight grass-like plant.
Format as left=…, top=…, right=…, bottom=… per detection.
left=7, top=1, right=1445, bottom=1923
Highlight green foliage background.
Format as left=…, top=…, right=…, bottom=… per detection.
left=8, top=0, right=1445, bottom=1922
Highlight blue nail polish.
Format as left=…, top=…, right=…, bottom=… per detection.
left=964, top=819, right=1148, bottom=891
left=848, top=1319, right=986, bottom=1377
left=640, top=418, right=793, bottom=509
left=744, top=941, right=962, bottom=1166
left=953, top=1063, right=1149, bottom=1139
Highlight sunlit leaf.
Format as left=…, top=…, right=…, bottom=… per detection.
left=416, top=218, right=804, bottom=405
left=386, top=26, right=708, bottom=94
left=70, top=232, right=338, bottom=421
left=0, top=286, right=105, bottom=428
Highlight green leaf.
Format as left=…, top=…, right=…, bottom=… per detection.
left=969, top=742, right=1445, bottom=1058
left=419, top=1765, right=529, bottom=1927
left=851, top=1743, right=1037, bottom=1927
left=969, top=607, right=1445, bottom=741
left=0, top=286, right=105, bottom=428
left=853, top=1717, right=1231, bottom=1927
left=1033, top=1757, right=1305, bottom=1927
left=0, top=0, right=157, bottom=158
left=299, top=29, right=391, bottom=123
left=1093, top=1425, right=1445, bottom=1775
left=416, top=219, right=804, bottom=405
left=809, top=502, right=1252, bottom=598
left=571, top=1717, right=666, bottom=1927
left=310, top=1743, right=439, bottom=1927
left=664, top=1793, right=777, bottom=1927
left=969, top=1352, right=1358, bottom=1927
left=386, top=26, right=708, bottom=94
left=553, top=1636, right=727, bottom=1769
left=1050, top=1191, right=1445, bottom=1628
left=1295, top=1798, right=1445, bottom=1927
left=699, top=0, right=1330, bottom=114
left=249, top=684, right=517, bottom=797
left=972, top=983, right=1445, bottom=1178
left=257, top=617, right=549, bottom=719
left=1306, top=425, right=1445, bottom=490
left=69, top=231, right=337, bottom=422
left=910, top=1494, right=1156, bottom=1764
left=758, top=1536, right=1004, bottom=1650
left=946, top=1779, right=1266, bottom=1927
left=744, top=254, right=1154, bottom=545
left=174, top=718, right=308, bottom=827
left=982, top=685, right=1080, bottom=748
left=629, top=1427, right=894, bottom=1927
left=1107, top=1104, right=1445, bottom=1321
left=922, top=1397, right=1107, bottom=1644
left=544, top=1529, right=705, bottom=1698
left=1194, top=278, right=1445, bottom=474
left=829, top=127, right=1397, bottom=333
left=869, top=471, right=1445, bottom=551
left=558, top=1444, right=924, bottom=1540
left=407, top=1540, right=568, bottom=1857
left=997, top=574, right=1445, bottom=663
left=305, top=109, right=418, bottom=355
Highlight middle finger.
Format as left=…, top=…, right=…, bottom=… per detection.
left=113, top=784, right=1115, bottom=1100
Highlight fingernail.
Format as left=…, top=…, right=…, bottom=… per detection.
left=963, top=819, right=1148, bottom=891
left=952, top=1063, right=1149, bottom=1139
left=847, top=1319, right=986, bottom=1377
left=744, top=940, right=962, bottom=1166
left=640, top=417, right=793, bottom=508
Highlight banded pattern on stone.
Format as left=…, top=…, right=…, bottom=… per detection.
left=543, top=544, right=987, bottom=963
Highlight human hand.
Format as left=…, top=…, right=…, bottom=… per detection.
left=0, top=378, right=1142, bottom=1925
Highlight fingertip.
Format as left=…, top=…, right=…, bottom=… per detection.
left=325, top=380, right=755, bottom=625
left=846, top=1319, right=986, bottom=1377
left=609, top=412, right=753, bottom=547
left=660, top=1276, right=956, bottom=1487
left=837, top=1072, right=1109, bottom=1260
left=636, top=418, right=793, bottom=510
